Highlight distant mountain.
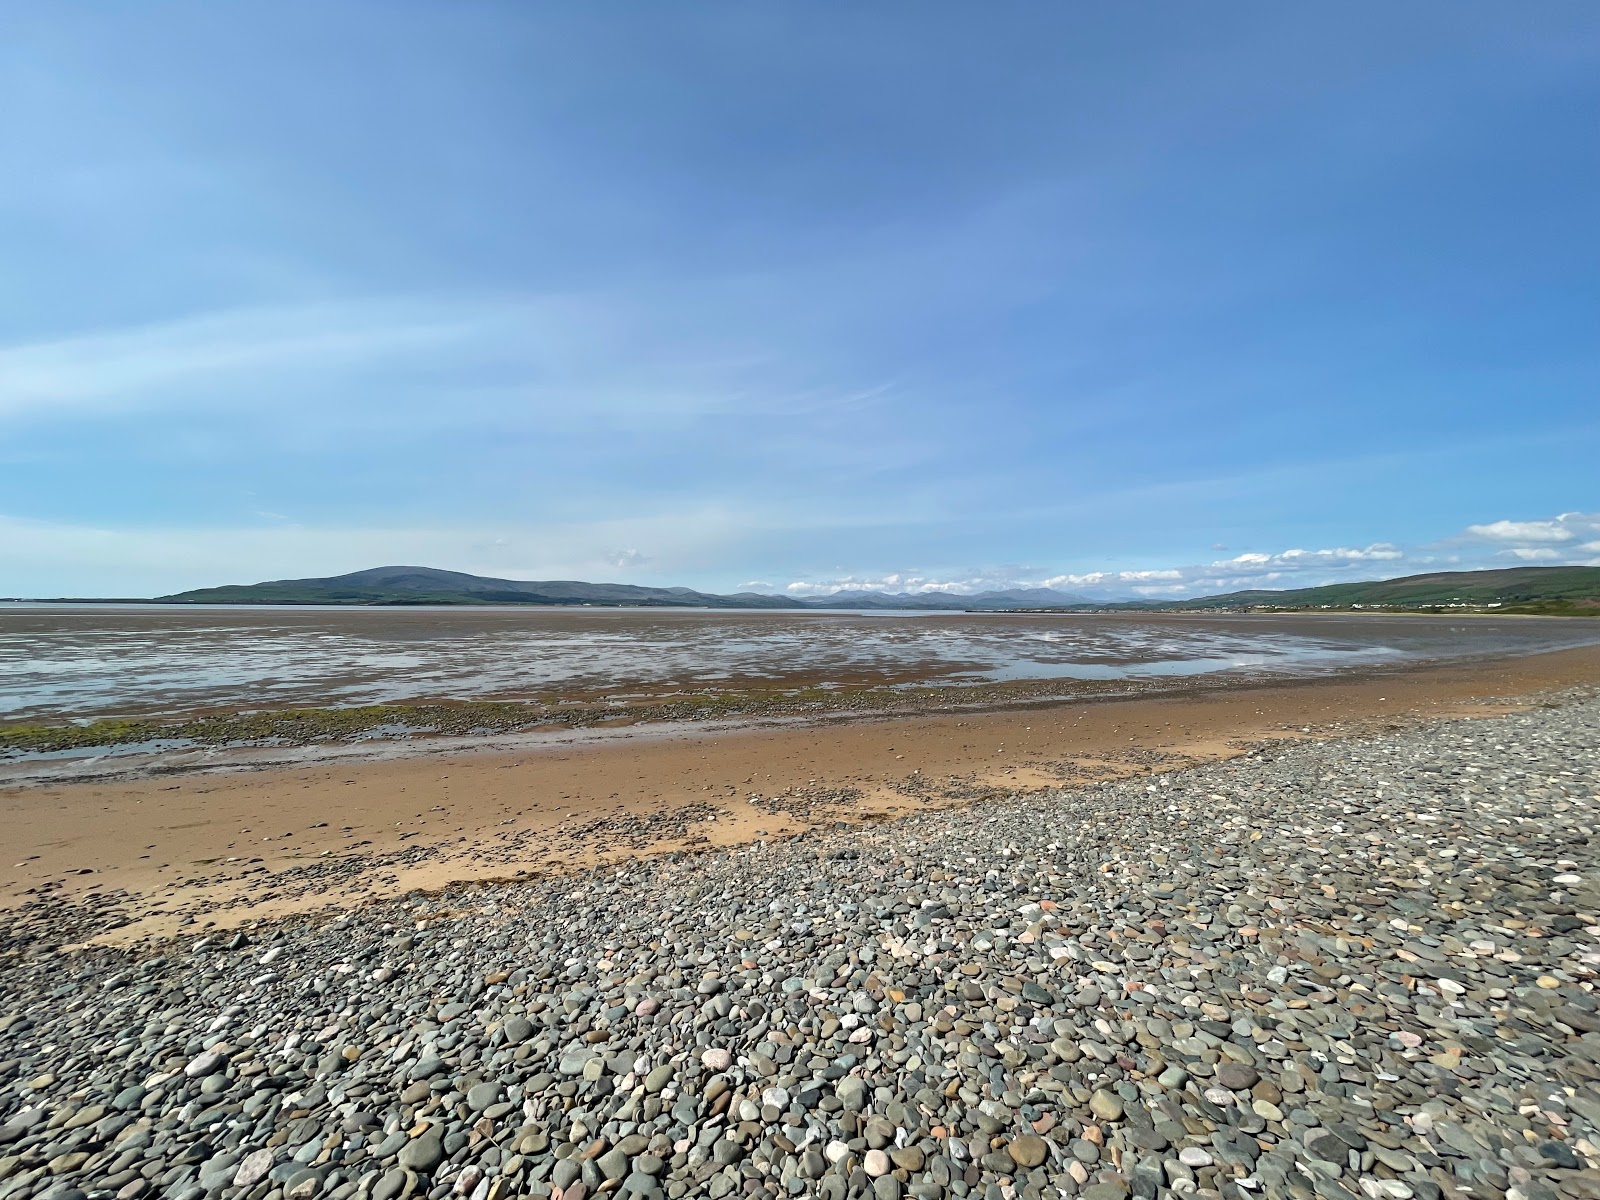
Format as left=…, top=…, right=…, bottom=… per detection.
left=156, top=567, right=1092, bottom=610
left=160, top=566, right=803, bottom=609
left=1128, top=566, right=1600, bottom=612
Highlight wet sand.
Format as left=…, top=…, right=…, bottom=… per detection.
left=5, top=641, right=1598, bottom=945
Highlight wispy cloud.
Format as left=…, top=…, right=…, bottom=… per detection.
left=0, top=300, right=479, bottom=418
left=0, top=293, right=897, bottom=435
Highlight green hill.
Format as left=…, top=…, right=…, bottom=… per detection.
left=160, top=566, right=803, bottom=609
left=1156, top=565, right=1600, bottom=613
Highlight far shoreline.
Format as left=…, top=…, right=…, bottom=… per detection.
left=6, top=595, right=1597, bottom=616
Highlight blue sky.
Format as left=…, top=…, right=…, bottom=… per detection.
left=2, top=3, right=1597, bottom=598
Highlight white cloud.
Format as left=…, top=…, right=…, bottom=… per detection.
left=1465, top=516, right=1584, bottom=542
left=781, top=569, right=1070, bottom=596
left=780, top=563, right=1247, bottom=599
left=1039, top=569, right=1183, bottom=587
left=1456, top=513, right=1600, bottom=566
left=783, top=572, right=957, bottom=595
left=1217, top=545, right=1403, bottom=570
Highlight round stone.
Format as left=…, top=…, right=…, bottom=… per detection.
left=1007, top=1135, right=1048, bottom=1168
left=644, top=1064, right=674, bottom=1092
left=1088, top=1091, right=1124, bottom=1121
left=1213, top=1064, right=1259, bottom=1090
left=889, top=1146, right=924, bottom=1172
left=503, top=1015, right=534, bottom=1043
left=397, top=1130, right=443, bottom=1172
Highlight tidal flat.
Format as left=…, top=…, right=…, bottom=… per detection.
left=4, top=606, right=1599, bottom=774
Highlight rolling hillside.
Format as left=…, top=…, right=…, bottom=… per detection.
left=160, top=566, right=803, bottom=609
left=1142, top=565, right=1600, bottom=612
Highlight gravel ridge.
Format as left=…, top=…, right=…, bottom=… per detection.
left=2, top=696, right=1598, bottom=1200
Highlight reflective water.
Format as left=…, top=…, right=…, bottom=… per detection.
left=3, top=603, right=1597, bottom=723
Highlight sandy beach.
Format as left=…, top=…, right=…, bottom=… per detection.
left=6, top=641, right=1598, bottom=945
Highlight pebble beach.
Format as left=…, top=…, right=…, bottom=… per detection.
left=2, top=691, right=1598, bottom=1200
